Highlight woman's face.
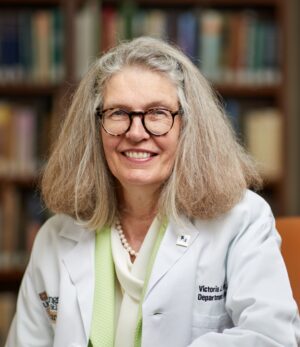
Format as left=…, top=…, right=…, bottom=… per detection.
left=101, top=66, right=181, bottom=192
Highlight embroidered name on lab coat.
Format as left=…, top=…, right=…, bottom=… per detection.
left=39, top=291, right=59, bottom=322
left=197, top=284, right=227, bottom=302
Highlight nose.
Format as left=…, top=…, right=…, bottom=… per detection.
left=125, top=115, right=150, bottom=142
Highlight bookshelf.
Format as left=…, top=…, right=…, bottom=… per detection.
left=0, top=0, right=289, bottom=342
left=0, top=0, right=88, bottom=294
left=0, top=0, right=90, bottom=344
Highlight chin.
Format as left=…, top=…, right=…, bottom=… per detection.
left=119, top=175, right=164, bottom=189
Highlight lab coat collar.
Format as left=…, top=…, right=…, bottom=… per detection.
left=58, top=215, right=88, bottom=242
left=144, top=215, right=201, bottom=301
left=60, top=219, right=95, bottom=341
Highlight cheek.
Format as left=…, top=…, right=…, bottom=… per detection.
left=166, top=149, right=178, bottom=170
left=101, top=132, right=119, bottom=167
left=101, top=129, right=116, bottom=152
left=166, top=138, right=180, bottom=171
left=159, top=139, right=179, bottom=170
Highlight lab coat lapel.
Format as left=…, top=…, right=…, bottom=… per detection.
left=61, top=227, right=95, bottom=340
left=144, top=217, right=199, bottom=300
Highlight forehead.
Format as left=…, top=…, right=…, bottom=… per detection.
left=102, top=66, right=178, bottom=109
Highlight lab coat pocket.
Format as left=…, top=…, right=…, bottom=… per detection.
left=191, top=312, right=232, bottom=338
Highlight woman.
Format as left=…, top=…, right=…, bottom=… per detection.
left=6, top=37, right=300, bottom=347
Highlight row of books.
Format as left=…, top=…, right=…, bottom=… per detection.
left=101, top=6, right=281, bottom=85
left=0, top=102, right=50, bottom=178
left=225, top=101, right=283, bottom=182
left=0, top=4, right=282, bottom=86
left=0, top=9, right=64, bottom=85
left=0, top=186, right=48, bottom=269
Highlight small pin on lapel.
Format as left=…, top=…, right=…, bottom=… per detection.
left=176, top=234, right=191, bottom=247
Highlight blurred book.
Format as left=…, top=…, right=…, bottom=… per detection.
left=32, top=10, right=51, bottom=83
left=199, top=10, right=223, bottom=82
left=0, top=103, right=13, bottom=174
left=18, top=10, right=33, bottom=82
left=101, top=6, right=118, bottom=52
left=177, top=11, right=198, bottom=61
left=75, top=0, right=100, bottom=80
left=224, top=98, right=241, bottom=136
left=0, top=292, right=16, bottom=346
left=50, top=8, right=65, bottom=83
left=244, top=108, right=283, bottom=182
left=145, top=10, right=167, bottom=39
left=0, top=185, right=21, bottom=268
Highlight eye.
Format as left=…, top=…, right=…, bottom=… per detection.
left=151, top=108, right=168, bottom=116
left=106, top=109, right=128, bottom=119
left=147, top=108, right=170, bottom=120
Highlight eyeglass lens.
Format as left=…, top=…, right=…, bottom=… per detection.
left=102, top=108, right=175, bottom=136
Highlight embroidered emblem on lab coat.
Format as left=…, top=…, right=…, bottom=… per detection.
left=39, top=291, right=59, bottom=322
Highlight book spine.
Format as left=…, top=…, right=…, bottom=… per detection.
left=0, top=292, right=16, bottom=346
left=1, top=185, right=21, bottom=267
left=199, top=10, right=223, bottom=82
left=75, top=0, right=100, bottom=80
left=244, top=108, right=283, bottom=181
left=0, top=103, right=13, bottom=176
left=18, top=10, right=33, bottom=83
left=32, top=10, right=51, bottom=83
left=50, top=8, right=64, bottom=83
left=14, top=107, right=37, bottom=175
left=101, top=6, right=118, bottom=52
left=177, top=11, right=198, bottom=62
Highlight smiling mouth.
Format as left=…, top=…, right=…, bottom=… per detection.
left=123, top=151, right=156, bottom=159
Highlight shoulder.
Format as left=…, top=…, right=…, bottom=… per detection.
left=35, top=214, right=83, bottom=241
left=191, top=190, right=276, bottom=243
left=224, top=189, right=273, bottom=226
left=224, top=189, right=278, bottom=244
left=31, top=214, right=89, bottom=260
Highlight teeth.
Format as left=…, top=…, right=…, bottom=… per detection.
left=124, top=151, right=151, bottom=159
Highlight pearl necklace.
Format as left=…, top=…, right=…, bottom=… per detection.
left=115, top=219, right=139, bottom=257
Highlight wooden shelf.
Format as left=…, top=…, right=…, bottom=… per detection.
left=0, top=269, right=24, bottom=292
left=0, top=0, right=85, bottom=6
left=0, top=0, right=60, bottom=5
left=0, top=84, right=60, bottom=96
left=0, top=175, right=39, bottom=187
left=214, top=84, right=280, bottom=98
left=103, top=0, right=279, bottom=7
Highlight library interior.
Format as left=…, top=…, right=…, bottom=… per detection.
left=0, top=0, right=299, bottom=344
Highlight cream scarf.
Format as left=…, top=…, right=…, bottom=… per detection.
left=112, top=217, right=161, bottom=347
left=89, top=218, right=166, bottom=347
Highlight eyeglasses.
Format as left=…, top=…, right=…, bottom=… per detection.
left=97, top=107, right=181, bottom=136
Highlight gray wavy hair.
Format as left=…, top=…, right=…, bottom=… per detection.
left=42, top=36, right=262, bottom=229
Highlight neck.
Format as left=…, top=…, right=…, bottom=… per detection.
left=116, top=185, right=160, bottom=250
left=117, top=185, right=160, bottom=220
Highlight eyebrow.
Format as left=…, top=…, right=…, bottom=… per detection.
left=103, top=100, right=178, bottom=110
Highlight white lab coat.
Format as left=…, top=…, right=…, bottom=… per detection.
left=5, top=190, right=300, bottom=347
